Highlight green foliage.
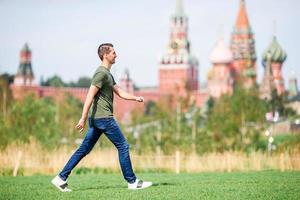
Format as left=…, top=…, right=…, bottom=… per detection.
left=129, top=87, right=294, bottom=154
left=0, top=95, right=59, bottom=148
left=41, top=75, right=91, bottom=88
left=0, top=76, right=13, bottom=148
left=1, top=79, right=298, bottom=154
left=55, top=94, right=83, bottom=140
left=267, top=89, right=296, bottom=116
left=205, top=87, right=268, bottom=152
left=75, top=77, right=91, bottom=88
left=0, top=93, right=83, bottom=149
left=130, top=95, right=203, bottom=154
left=273, top=134, right=300, bottom=152
left=0, top=73, right=14, bottom=84
left=42, top=75, right=66, bottom=87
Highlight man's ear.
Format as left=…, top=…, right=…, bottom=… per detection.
left=103, top=53, right=107, bottom=60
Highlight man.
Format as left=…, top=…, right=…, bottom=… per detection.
left=51, top=43, right=152, bottom=192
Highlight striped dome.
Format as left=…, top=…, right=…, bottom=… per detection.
left=262, top=36, right=287, bottom=63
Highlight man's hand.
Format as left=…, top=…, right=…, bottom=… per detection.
left=135, top=96, right=144, bottom=102
left=76, top=117, right=86, bottom=133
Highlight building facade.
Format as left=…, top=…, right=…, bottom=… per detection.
left=260, top=35, right=287, bottom=99
left=10, top=0, right=208, bottom=122
left=159, top=0, right=199, bottom=96
left=230, top=0, right=257, bottom=88
left=208, top=38, right=234, bottom=98
left=10, top=0, right=292, bottom=121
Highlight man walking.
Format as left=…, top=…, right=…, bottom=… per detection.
left=51, top=43, right=152, bottom=191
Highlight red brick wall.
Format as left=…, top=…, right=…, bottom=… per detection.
left=11, top=84, right=207, bottom=122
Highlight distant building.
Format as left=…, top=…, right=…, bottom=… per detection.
left=159, top=0, right=199, bottom=96
left=10, top=0, right=294, bottom=121
left=208, top=38, right=234, bottom=98
left=10, top=0, right=208, bottom=122
left=287, top=74, right=300, bottom=114
left=10, top=44, right=89, bottom=103
left=13, top=44, right=36, bottom=86
left=288, top=73, right=299, bottom=99
left=230, top=0, right=257, bottom=88
left=260, top=35, right=287, bottom=99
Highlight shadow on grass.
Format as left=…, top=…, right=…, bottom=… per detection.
left=75, top=182, right=178, bottom=191
left=153, top=182, right=178, bottom=187
left=75, top=184, right=125, bottom=191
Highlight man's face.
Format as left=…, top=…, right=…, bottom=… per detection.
left=105, top=47, right=117, bottom=64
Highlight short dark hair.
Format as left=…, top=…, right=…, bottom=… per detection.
left=98, top=43, right=114, bottom=61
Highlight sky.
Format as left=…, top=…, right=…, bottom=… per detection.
left=0, top=0, right=299, bottom=88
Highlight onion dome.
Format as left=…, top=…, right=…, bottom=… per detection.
left=210, top=38, right=233, bottom=64
left=262, top=36, right=287, bottom=63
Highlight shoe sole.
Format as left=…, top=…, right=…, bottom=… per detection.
left=128, top=183, right=152, bottom=190
left=51, top=180, right=71, bottom=192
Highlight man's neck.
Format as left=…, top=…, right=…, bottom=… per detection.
left=101, top=62, right=112, bottom=71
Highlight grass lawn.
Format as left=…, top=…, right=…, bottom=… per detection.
left=0, top=171, right=299, bottom=200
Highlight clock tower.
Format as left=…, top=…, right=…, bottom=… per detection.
left=14, top=43, right=36, bottom=86
left=159, top=0, right=199, bottom=96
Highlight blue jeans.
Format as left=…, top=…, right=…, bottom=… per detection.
left=59, top=117, right=136, bottom=183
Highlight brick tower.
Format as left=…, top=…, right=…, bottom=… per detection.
left=119, top=69, right=134, bottom=94
left=260, top=35, right=287, bottom=97
left=230, top=0, right=256, bottom=88
left=13, top=43, right=36, bottom=86
left=159, top=0, right=199, bottom=96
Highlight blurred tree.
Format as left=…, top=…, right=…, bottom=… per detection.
left=76, top=77, right=91, bottom=88
left=0, top=93, right=83, bottom=149
left=267, top=89, right=296, bottom=117
left=0, top=75, right=13, bottom=148
left=56, top=93, right=83, bottom=143
left=0, top=95, right=59, bottom=148
left=41, top=75, right=91, bottom=88
left=144, top=101, right=156, bottom=116
left=43, top=75, right=66, bottom=87
left=0, top=73, right=14, bottom=84
left=0, top=76, right=12, bottom=119
left=205, top=87, right=268, bottom=152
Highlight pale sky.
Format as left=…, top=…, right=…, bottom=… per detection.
left=0, top=0, right=299, bottom=88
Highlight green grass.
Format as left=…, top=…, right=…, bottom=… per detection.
left=0, top=171, right=299, bottom=200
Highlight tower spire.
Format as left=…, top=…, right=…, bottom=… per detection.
left=236, top=0, right=250, bottom=30
left=273, top=20, right=277, bottom=37
left=159, top=0, right=199, bottom=95
left=14, top=43, right=35, bottom=86
left=217, top=24, right=224, bottom=40
left=175, top=0, right=184, bottom=17
left=230, top=0, right=256, bottom=88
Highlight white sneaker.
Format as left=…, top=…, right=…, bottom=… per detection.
left=128, top=179, right=152, bottom=190
left=51, top=175, right=72, bottom=192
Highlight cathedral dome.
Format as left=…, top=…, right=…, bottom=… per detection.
left=262, top=36, right=287, bottom=63
left=210, top=39, right=233, bottom=64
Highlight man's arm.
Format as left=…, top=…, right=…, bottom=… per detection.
left=76, top=85, right=99, bottom=132
left=113, top=85, right=144, bottom=102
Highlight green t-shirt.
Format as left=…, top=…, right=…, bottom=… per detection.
left=89, top=66, right=116, bottom=118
